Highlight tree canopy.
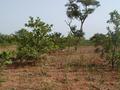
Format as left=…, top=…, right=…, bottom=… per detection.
left=65, top=0, right=100, bottom=37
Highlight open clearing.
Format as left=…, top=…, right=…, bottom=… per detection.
left=0, top=46, right=120, bottom=90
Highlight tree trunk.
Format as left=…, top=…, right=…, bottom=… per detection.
left=111, top=59, right=115, bottom=69
left=74, top=37, right=81, bottom=51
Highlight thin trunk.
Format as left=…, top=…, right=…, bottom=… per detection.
left=79, top=20, right=85, bottom=38
left=74, top=37, right=81, bottom=51
left=111, top=46, right=116, bottom=69
left=80, top=22, right=84, bottom=33
left=111, top=60, right=114, bottom=69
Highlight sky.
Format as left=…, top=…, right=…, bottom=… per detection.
left=0, top=0, right=120, bottom=39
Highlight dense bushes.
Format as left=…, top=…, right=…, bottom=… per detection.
left=14, top=17, right=91, bottom=62
left=15, top=17, right=55, bottom=61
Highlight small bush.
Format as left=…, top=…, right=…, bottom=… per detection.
left=0, top=51, right=14, bottom=67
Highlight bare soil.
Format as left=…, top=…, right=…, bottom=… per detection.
left=0, top=46, right=120, bottom=90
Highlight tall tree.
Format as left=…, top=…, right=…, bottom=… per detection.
left=65, top=0, right=100, bottom=38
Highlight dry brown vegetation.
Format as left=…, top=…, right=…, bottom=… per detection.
left=0, top=45, right=16, bottom=53
left=0, top=46, right=120, bottom=90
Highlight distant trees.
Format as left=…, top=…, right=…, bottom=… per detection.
left=50, top=32, right=66, bottom=50
left=90, top=33, right=106, bottom=47
left=65, top=0, right=100, bottom=38
left=66, top=31, right=80, bottom=50
left=0, top=33, right=16, bottom=45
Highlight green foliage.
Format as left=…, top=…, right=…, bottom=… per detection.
left=80, top=39, right=93, bottom=46
left=92, top=10, right=120, bottom=68
left=15, top=17, right=54, bottom=61
left=0, top=51, right=14, bottom=67
left=65, top=0, right=100, bottom=37
left=90, top=33, right=106, bottom=46
left=0, top=33, right=16, bottom=45
left=49, top=32, right=67, bottom=50
left=65, top=31, right=90, bottom=50
left=105, top=10, right=120, bottom=68
left=66, top=32, right=80, bottom=49
left=0, top=51, right=15, bottom=86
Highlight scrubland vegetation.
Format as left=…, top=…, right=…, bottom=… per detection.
left=0, top=0, right=120, bottom=90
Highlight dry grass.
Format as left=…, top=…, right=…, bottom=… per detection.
left=0, top=45, right=16, bottom=52
left=0, top=46, right=120, bottom=90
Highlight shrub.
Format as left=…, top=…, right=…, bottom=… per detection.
left=15, top=17, right=54, bottom=62
left=91, top=10, right=120, bottom=69
left=0, top=51, right=14, bottom=67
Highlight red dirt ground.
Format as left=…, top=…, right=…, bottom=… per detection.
left=0, top=46, right=120, bottom=90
